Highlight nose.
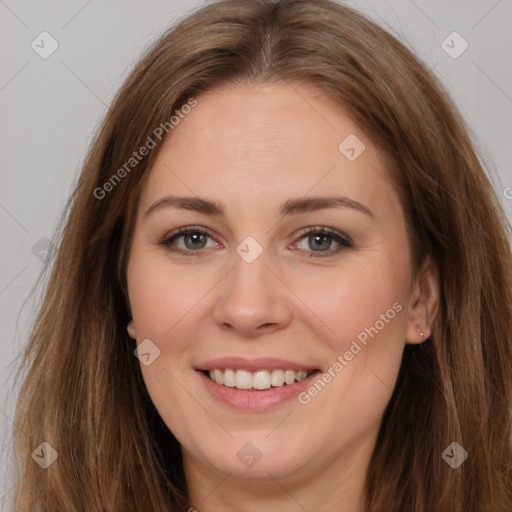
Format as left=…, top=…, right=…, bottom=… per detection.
left=212, top=247, right=293, bottom=338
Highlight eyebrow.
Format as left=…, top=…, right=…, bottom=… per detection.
left=144, top=195, right=374, bottom=219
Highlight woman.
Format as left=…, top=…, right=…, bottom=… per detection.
left=13, top=0, right=512, bottom=510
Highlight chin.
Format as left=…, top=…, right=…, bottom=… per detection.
left=189, top=432, right=318, bottom=481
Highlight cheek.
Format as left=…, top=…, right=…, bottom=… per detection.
left=127, top=249, right=215, bottom=346
left=126, top=251, right=211, bottom=431
left=288, top=256, right=410, bottom=427
left=292, top=257, right=409, bottom=351
left=292, top=260, right=407, bottom=433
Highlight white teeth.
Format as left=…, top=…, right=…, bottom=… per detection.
left=270, top=369, right=285, bottom=387
left=223, top=369, right=236, bottom=387
left=235, top=370, right=253, bottom=389
left=253, top=370, right=271, bottom=390
left=296, top=370, right=307, bottom=381
left=284, top=370, right=295, bottom=385
left=207, top=368, right=313, bottom=389
left=214, top=369, right=224, bottom=385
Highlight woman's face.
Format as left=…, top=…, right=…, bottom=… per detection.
left=126, top=82, right=434, bottom=489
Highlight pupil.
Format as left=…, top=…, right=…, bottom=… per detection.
left=310, top=235, right=330, bottom=251
left=185, top=233, right=206, bottom=249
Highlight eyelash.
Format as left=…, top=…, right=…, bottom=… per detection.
left=158, top=225, right=353, bottom=258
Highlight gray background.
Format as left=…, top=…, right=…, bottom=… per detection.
left=1, top=0, right=511, bottom=505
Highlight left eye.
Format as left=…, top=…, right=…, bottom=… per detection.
left=290, top=227, right=352, bottom=257
left=163, top=229, right=218, bottom=251
left=160, top=226, right=352, bottom=257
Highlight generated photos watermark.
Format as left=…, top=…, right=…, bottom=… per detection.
left=298, top=301, right=403, bottom=405
left=94, top=97, right=197, bottom=200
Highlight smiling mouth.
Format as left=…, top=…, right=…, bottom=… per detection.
left=202, top=368, right=320, bottom=390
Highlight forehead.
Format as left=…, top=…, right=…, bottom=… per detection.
left=139, top=81, right=399, bottom=221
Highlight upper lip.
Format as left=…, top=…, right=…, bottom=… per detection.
left=196, top=357, right=319, bottom=372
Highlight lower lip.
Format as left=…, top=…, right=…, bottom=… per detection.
left=197, top=370, right=320, bottom=411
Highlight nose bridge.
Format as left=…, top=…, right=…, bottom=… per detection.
left=228, top=238, right=273, bottom=304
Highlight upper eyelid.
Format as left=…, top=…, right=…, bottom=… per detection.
left=295, top=225, right=351, bottom=241
left=162, top=225, right=348, bottom=240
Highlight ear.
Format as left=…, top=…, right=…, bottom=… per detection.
left=127, top=319, right=137, bottom=340
left=405, top=256, right=440, bottom=345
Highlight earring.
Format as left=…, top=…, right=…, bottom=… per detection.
left=419, top=330, right=425, bottom=351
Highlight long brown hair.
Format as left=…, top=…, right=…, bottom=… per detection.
left=12, top=0, right=512, bottom=510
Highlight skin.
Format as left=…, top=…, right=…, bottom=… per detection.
left=126, top=81, right=439, bottom=512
